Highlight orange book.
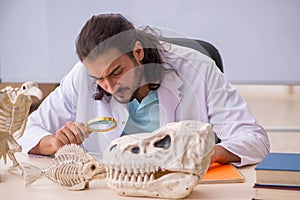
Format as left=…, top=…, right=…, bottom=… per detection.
left=199, top=162, right=245, bottom=184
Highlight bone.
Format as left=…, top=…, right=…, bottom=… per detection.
left=102, top=120, right=215, bottom=198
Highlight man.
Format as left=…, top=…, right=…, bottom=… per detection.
left=18, top=13, right=270, bottom=166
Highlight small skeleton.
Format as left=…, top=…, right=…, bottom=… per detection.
left=22, top=144, right=106, bottom=190
left=102, top=120, right=216, bottom=199
left=0, top=82, right=42, bottom=172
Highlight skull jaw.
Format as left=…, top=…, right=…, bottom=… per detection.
left=107, top=172, right=199, bottom=199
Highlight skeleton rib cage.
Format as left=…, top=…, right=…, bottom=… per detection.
left=0, top=82, right=42, bottom=168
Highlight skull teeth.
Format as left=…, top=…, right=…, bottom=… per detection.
left=106, top=166, right=163, bottom=185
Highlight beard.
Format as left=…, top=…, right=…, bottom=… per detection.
left=112, top=65, right=144, bottom=104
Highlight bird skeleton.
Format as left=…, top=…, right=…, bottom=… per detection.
left=0, top=82, right=42, bottom=174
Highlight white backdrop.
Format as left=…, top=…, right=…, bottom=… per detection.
left=0, top=0, right=299, bottom=84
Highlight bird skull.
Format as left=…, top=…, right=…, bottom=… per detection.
left=18, top=82, right=43, bottom=100
left=102, top=120, right=215, bottom=199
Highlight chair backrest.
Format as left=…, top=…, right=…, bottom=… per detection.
left=163, top=38, right=224, bottom=73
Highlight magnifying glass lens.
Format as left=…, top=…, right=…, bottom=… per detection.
left=87, top=117, right=117, bottom=132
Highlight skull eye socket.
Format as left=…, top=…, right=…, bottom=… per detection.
left=130, top=147, right=140, bottom=154
left=90, top=164, right=96, bottom=171
left=154, top=135, right=171, bottom=149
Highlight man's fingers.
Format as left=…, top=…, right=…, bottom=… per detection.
left=55, top=121, right=89, bottom=146
left=64, top=122, right=80, bottom=143
left=55, top=130, right=71, bottom=145
left=72, top=122, right=85, bottom=143
left=64, top=122, right=83, bottom=144
left=56, top=122, right=78, bottom=144
left=74, top=122, right=90, bottom=140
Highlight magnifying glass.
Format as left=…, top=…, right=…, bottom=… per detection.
left=87, top=117, right=117, bottom=132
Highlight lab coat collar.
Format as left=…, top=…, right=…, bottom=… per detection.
left=158, top=71, right=183, bottom=126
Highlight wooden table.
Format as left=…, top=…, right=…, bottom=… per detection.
left=1, top=131, right=299, bottom=200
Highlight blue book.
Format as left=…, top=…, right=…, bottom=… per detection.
left=255, top=153, right=300, bottom=186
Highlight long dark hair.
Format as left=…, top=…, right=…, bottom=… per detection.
left=76, top=13, right=169, bottom=100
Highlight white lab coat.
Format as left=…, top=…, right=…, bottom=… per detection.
left=18, top=43, right=270, bottom=166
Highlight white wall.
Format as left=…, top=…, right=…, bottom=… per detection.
left=1, top=0, right=299, bottom=84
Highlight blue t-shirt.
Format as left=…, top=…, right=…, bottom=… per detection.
left=122, top=90, right=160, bottom=135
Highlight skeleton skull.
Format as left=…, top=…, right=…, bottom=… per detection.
left=102, top=120, right=215, bottom=199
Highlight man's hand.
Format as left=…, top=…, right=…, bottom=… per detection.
left=29, top=121, right=89, bottom=156
left=211, top=144, right=241, bottom=164
left=54, top=121, right=89, bottom=146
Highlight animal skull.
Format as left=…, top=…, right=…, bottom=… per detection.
left=102, top=120, right=215, bottom=199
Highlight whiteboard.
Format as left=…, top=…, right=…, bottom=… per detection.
left=1, top=0, right=299, bottom=84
